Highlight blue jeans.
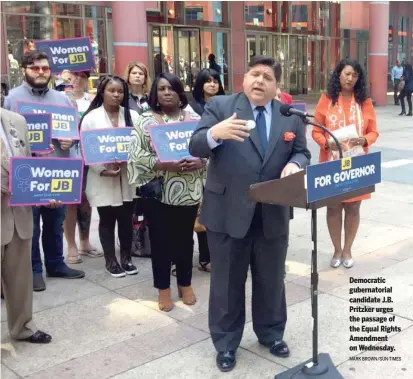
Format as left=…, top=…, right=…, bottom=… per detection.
left=31, top=206, right=67, bottom=274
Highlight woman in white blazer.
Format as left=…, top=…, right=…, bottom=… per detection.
left=80, top=76, right=139, bottom=278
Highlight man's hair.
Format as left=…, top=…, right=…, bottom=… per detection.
left=21, top=50, right=49, bottom=68
left=247, top=56, right=281, bottom=82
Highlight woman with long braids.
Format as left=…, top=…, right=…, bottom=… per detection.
left=128, top=73, right=205, bottom=312
left=80, top=76, right=139, bottom=277
left=312, top=58, right=379, bottom=269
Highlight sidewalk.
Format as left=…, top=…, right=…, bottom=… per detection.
left=2, top=105, right=413, bottom=379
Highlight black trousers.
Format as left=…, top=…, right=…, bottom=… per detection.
left=145, top=199, right=198, bottom=289
left=197, top=231, right=210, bottom=263
left=97, top=201, right=134, bottom=268
left=399, top=88, right=412, bottom=113
left=393, top=79, right=400, bottom=104
left=208, top=204, right=288, bottom=352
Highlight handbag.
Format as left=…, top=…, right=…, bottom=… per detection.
left=398, top=80, right=405, bottom=92
left=131, top=216, right=151, bottom=258
left=136, top=176, right=163, bottom=200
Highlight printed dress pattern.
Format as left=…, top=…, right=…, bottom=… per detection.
left=127, top=111, right=205, bottom=206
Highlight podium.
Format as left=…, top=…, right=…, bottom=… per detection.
left=248, top=152, right=381, bottom=379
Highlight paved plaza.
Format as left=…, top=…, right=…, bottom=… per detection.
left=1, top=100, right=413, bottom=379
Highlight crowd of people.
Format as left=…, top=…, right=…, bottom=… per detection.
left=1, top=50, right=379, bottom=372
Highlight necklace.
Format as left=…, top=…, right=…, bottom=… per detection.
left=104, top=109, right=119, bottom=126
left=162, top=110, right=184, bottom=123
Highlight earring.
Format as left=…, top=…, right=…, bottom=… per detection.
left=179, top=101, right=183, bottom=107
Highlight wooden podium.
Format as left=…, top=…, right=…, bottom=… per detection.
left=248, top=153, right=380, bottom=379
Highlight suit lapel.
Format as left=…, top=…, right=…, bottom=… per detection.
left=263, top=100, right=283, bottom=167
left=0, top=111, right=13, bottom=173
left=235, top=93, right=264, bottom=159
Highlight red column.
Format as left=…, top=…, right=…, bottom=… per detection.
left=1, top=2, right=8, bottom=77
left=111, top=1, right=148, bottom=76
left=230, top=2, right=246, bottom=93
left=368, top=1, right=389, bottom=106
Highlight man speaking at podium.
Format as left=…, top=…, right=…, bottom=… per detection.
left=189, top=56, right=311, bottom=372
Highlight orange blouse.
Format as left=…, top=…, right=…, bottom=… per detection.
left=312, top=93, right=379, bottom=202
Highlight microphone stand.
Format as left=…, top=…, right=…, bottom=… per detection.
left=275, top=118, right=344, bottom=379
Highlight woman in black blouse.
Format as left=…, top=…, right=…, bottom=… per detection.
left=124, top=61, right=151, bottom=115
left=187, top=68, right=225, bottom=272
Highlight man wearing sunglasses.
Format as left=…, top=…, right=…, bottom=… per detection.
left=4, top=51, right=85, bottom=292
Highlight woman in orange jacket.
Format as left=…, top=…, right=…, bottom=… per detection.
left=312, top=58, right=379, bottom=269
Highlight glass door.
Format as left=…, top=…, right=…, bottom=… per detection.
left=274, top=35, right=289, bottom=91
left=174, top=28, right=201, bottom=92
left=246, top=34, right=271, bottom=63
left=288, top=36, right=308, bottom=95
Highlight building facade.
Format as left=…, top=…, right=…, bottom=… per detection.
left=2, top=1, right=413, bottom=105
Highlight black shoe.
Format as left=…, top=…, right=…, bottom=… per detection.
left=46, top=264, right=85, bottom=279
left=399, top=111, right=406, bottom=116
left=216, top=351, right=236, bottom=372
left=121, top=262, right=139, bottom=275
left=23, top=330, right=52, bottom=344
left=33, top=273, right=46, bottom=292
left=106, top=263, right=126, bottom=278
left=407, top=112, right=412, bottom=116
left=265, top=340, right=290, bottom=358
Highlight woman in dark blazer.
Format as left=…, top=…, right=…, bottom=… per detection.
left=124, top=61, right=151, bottom=115
left=399, top=62, right=413, bottom=116
left=187, top=68, right=225, bottom=272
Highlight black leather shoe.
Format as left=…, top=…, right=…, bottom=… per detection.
left=216, top=351, right=236, bottom=372
left=268, top=340, right=290, bottom=358
left=46, top=264, right=85, bottom=279
left=33, top=274, right=46, bottom=292
left=23, top=330, right=52, bottom=344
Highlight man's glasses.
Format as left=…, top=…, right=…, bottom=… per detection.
left=26, top=65, right=51, bottom=74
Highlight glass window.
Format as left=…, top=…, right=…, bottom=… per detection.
left=291, top=4, right=308, bottom=32
left=6, top=15, right=82, bottom=61
left=54, top=3, right=82, bottom=17
left=3, top=2, right=50, bottom=14
left=398, top=16, right=409, bottom=64
left=151, top=26, right=174, bottom=78
left=85, top=5, right=106, bottom=19
left=185, top=7, right=204, bottom=21
left=85, top=18, right=108, bottom=74
left=245, top=3, right=265, bottom=25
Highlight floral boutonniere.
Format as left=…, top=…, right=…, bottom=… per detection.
left=284, top=132, right=296, bottom=142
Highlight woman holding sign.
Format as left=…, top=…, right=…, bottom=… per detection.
left=80, top=76, right=140, bottom=278
left=64, top=71, right=101, bottom=264
left=128, top=73, right=206, bottom=312
left=312, top=58, right=379, bottom=269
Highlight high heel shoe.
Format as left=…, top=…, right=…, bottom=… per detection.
left=178, top=285, right=197, bottom=305
left=158, top=288, right=174, bottom=312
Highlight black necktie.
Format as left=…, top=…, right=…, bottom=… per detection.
left=255, top=106, right=268, bottom=152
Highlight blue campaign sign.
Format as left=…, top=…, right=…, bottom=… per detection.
left=34, top=37, right=95, bottom=74
left=306, top=152, right=381, bottom=203
left=291, top=103, right=307, bottom=113
left=9, top=157, right=83, bottom=206
left=16, top=101, right=79, bottom=140
left=81, top=127, right=132, bottom=165
left=21, top=113, right=53, bottom=153
left=148, top=121, right=199, bottom=162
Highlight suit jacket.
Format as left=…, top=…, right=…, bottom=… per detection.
left=189, top=93, right=311, bottom=239
left=1, top=108, right=34, bottom=245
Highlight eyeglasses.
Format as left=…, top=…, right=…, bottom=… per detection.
left=26, top=65, right=51, bottom=74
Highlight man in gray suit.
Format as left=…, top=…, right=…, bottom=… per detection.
left=189, top=56, right=311, bottom=372
left=1, top=81, right=52, bottom=343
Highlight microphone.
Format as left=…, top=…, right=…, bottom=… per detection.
left=280, top=104, right=314, bottom=118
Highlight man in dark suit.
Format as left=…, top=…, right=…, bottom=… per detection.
left=189, top=56, right=311, bottom=372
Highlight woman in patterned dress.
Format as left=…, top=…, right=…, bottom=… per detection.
left=128, top=73, right=206, bottom=312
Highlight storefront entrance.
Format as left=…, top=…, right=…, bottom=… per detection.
left=149, top=24, right=230, bottom=93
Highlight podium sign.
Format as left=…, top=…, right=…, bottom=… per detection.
left=306, top=152, right=381, bottom=203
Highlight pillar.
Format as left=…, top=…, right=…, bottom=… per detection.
left=368, top=1, right=390, bottom=106
left=1, top=2, right=8, bottom=79
left=111, top=1, right=148, bottom=76
left=230, top=2, right=246, bottom=93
